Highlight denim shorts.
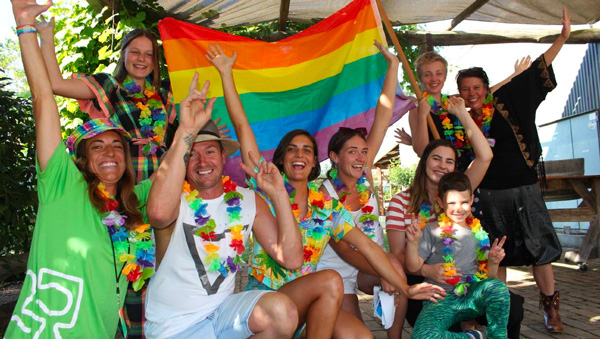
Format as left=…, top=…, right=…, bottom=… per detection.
left=169, top=290, right=271, bottom=339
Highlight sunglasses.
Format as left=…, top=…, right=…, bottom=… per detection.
left=339, top=127, right=367, bottom=137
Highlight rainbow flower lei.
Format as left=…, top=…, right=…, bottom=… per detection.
left=329, top=168, right=377, bottom=239
left=98, top=183, right=155, bottom=291
left=283, top=174, right=332, bottom=264
left=417, top=199, right=434, bottom=230
left=123, top=76, right=167, bottom=156
left=438, top=212, right=490, bottom=296
left=182, top=176, right=245, bottom=276
left=424, top=91, right=495, bottom=160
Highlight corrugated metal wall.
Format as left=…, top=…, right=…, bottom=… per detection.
left=561, top=43, right=600, bottom=118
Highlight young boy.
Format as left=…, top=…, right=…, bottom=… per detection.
left=405, top=171, right=510, bottom=339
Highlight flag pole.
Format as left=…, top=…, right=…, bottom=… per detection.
left=375, top=0, right=440, bottom=139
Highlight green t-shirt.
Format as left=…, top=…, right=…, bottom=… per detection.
left=6, top=143, right=151, bottom=339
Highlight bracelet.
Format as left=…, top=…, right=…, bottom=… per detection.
left=16, top=24, right=37, bottom=36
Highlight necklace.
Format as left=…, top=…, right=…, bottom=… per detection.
left=123, top=76, right=167, bottom=156
left=424, top=91, right=495, bottom=160
left=182, top=176, right=245, bottom=276
left=437, top=213, right=490, bottom=296
left=98, top=183, right=155, bottom=292
left=417, top=199, right=434, bottom=229
left=329, top=168, right=377, bottom=239
left=469, top=92, right=496, bottom=150
left=283, top=174, right=333, bottom=263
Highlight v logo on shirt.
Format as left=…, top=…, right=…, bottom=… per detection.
left=182, top=222, right=249, bottom=295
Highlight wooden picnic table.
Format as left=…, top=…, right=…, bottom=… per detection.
left=543, top=174, right=600, bottom=270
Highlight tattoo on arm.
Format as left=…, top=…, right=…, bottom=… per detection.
left=183, top=134, right=194, bottom=149
left=183, top=134, right=194, bottom=165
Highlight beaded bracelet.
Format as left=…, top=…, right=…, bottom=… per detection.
left=16, top=24, right=36, bottom=36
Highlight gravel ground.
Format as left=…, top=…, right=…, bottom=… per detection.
left=0, top=282, right=21, bottom=306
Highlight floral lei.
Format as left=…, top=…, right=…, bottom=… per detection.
left=329, top=168, right=377, bottom=239
left=424, top=91, right=495, bottom=160
left=123, top=76, right=167, bottom=156
left=417, top=199, right=434, bottom=230
left=182, top=176, right=245, bottom=277
left=283, top=174, right=332, bottom=265
left=438, top=212, right=490, bottom=296
left=98, top=183, right=155, bottom=292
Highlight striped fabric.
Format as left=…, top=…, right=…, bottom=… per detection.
left=74, top=73, right=177, bottom=182
left=65, top=117, right=131, bottom=156
left=157, top=0, right=413, bottom=182
left=386, top=189, right=437, bottom=231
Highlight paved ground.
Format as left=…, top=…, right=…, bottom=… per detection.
left=236, top=256, right=600, bottom=338
left=2, top=256, right=598, bottom=337
left=357, top=258, right=600, bottom=338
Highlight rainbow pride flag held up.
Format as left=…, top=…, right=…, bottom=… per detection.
left=158, top=0, right=414, bottom=182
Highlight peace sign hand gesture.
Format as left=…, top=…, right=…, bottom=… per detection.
left=240, top=151, right=284, bottom=197
left=179, top=73, right=216, bottom=136
left=406, top=213, right=422, bottom=243
left=488, top=236, right=507, bottom=265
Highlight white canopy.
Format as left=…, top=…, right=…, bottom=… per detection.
left=155, top=0, right=600, bottom=27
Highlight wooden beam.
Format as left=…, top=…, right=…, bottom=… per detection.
left=396, top=29, right=600, bottom=46
left=448, top=0, right=489, bottom=31
left=279, top=0, right=291, bottom=32
left=547, top=208, right=595, bottom=222
left=376, top=0, right=440, bottom=139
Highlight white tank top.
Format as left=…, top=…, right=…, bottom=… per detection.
left=317, top=179, right=384, bottom=274
left=145, top=187, right=256, bottom=338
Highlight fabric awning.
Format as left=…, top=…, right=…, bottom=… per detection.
left=155, top=0, right=599, bottom=27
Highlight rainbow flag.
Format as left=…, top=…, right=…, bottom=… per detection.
left=158, top=0, right=414, bottom=181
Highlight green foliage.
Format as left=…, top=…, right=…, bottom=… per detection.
left=391, top=25, right=422, bottom=96
left=387, top=158, right=416, bottom=193
left=0, top=73, right=36, bottom=255
left=220, top=20, right=311, bottom=41
left=50, top=0, right=167, bottom=138
left=0, top=39, right=28, bottom=95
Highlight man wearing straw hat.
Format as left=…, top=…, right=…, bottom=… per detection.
left=143, top=74, right=303, bottom=339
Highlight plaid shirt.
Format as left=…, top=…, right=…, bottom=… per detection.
left=74, top=73, right=177, bottom=182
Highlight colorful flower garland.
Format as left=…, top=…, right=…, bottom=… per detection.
left=123, top=76, right=167, bottom=156
left=418, top=199, right=434, bottom=230
left=438, top=213, right=490, bottom=296
left=283, top=174, right=332, bottom=264
left=424, top=91, right=495, bottom=160
left=182, top=176, right=245, bottom=277
left=98, top=183, right=155, bottom=292
left=329, top=168, right=377, bottom=239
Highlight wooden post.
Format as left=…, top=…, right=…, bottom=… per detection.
left=375, top=0, right=440, bottom=139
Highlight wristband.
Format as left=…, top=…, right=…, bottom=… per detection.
left=16, top=24, right=37, bottom=36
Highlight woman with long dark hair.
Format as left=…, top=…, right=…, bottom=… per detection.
left=206, top=43, right=445, bottom=338
left=35, top=16, right=175, bottom=182
left=386, top=96, right=493, bottom=334
left=6, top=1, right=155, bottom=337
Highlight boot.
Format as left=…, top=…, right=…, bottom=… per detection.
left=539, top=291, right=564, bottom=332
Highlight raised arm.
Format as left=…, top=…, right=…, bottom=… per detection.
left=446, top=96, right=493, bottom=189
left=365, top=40, right=399, bottom=183
left=241, top=152, right=303, bottom=269
left=13, top=0, right=61, bottom=170
left=35, top=15, right=94, bottom=99
left=543, top=6, right=570, bottom=66
left=410, top=99, right=430, bottom=157
left=147, top=74, right=213, bottom=228
left=490, top=56, right=532, bottom=93
left=206, top=44, right=259, bottom=170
